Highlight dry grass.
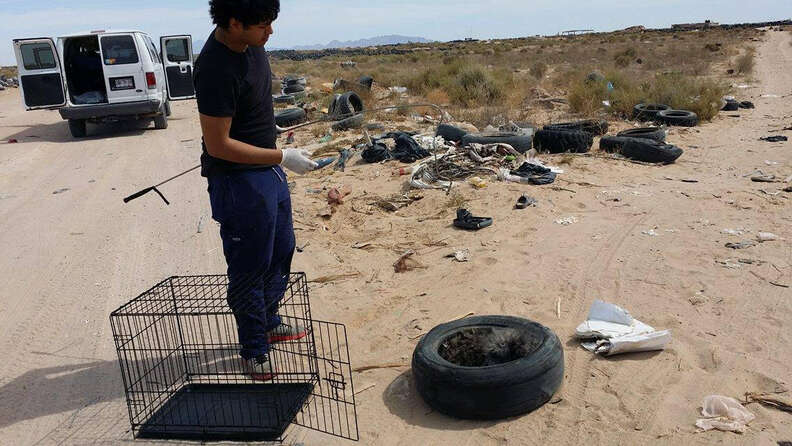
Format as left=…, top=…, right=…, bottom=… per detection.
left=444, top=192, right=468, bottom=210
left=0, top=66, right=17, bottom=78
left=735, top=47, right=756, bottom=74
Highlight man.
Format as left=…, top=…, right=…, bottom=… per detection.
left=195, top=0, right=317, bottom=380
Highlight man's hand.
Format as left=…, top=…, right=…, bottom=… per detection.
left=280, top=148, right=318, bottom=175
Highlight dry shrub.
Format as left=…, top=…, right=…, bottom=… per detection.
left=425, top=88, right=450, bottom=105
left=735, top=48, right=756, bottom=74
left=530, top=61, right=548, bottom=79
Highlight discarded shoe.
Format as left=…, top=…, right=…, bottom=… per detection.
left=453, top=209, right=493, bottom=230
left=515, top=195, right=537, bottom=209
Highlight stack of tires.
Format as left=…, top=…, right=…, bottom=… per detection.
left=533, top=119, right=608, bottom=154
left=633, top=103, right=699, bottom=127
left=274, top=75, right=307, bottom=104
left=600, top=126, right=683, bottom=164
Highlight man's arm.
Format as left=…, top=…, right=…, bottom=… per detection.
left=200, top=113, right=283, bottom=165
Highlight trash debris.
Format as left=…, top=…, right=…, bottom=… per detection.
left=575, top=300, right=671, bottom=356
left=7, top=139, right=18, bottom=144
left=760, top=135, right=788, bottom=142
left=642, top=229, right=659, bottom=237
left=499, top=162, right=557, bottom=185
left=327, top=186, right=351, bottom=205
left=555, top=216, right=578, bottom=226
left=751, top=174, right=777, bottom=183
left=52, top=188, right=70, bottom=195
left=744, top=392, right=792, bottom=414
left=695, top=395, right=755, bottom=433
left=334, top=149, right=352, bottom=171
left=446, top=249, right=471, bottom=262
left=468, top=176, right=488, bottom=189
left=389, top=86, right=407, bottom=95
left=315, top=157, right=337, bottom=169
left=369, top=193, right=423, bottom=212
left=394, top=250, right=426, bottom=273
left=725, top=241, right=756, bottom=249
left=756, top=232, right=778, bottom=242
left=722, top=228, right=748, bottom=236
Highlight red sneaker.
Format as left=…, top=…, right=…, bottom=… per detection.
left=241, top=356, right=276, bottom=381
left=268, top=319, right=308, bottom=343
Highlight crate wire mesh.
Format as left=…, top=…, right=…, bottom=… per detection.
left=110, top=273, right=359, bottom=442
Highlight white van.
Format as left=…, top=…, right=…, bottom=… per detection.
left=12, top=30, right=195, bottom=137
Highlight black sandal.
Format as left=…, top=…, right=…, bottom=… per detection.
left=453, top=209, right=493, bottom=230
left=515, top=195, right=537, bottom=209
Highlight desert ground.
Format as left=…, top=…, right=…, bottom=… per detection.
left=0, top=29, right=790, bottom=446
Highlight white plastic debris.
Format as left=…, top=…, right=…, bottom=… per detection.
left=722, top=228, right=748, bottom=236
left=446, top=249, right=471, bottom=262
left=555, top=216, right=578, bottom=226
left=756, top=232, right=778, bottom=242
left=575, top=300, right=671, bottom=356
left=695, top=395, right=755, bottom=433
left=642, top=229, right=659, bottom=236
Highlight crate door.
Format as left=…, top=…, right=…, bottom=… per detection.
left=160, top=35, right=195, bottom=100
left=291, top=319, right=359, bottom=441
left=13, top=38, right=66, bottom=110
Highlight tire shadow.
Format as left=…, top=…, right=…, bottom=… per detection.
left=381, top=370, right=499, bottom=431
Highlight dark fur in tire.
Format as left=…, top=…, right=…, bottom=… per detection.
left=657, top=110, right=698, bottom=127
left=462, top=132, right=533, bottom=153
left=534, top=129, right=593, bottom=153
left=621, top=138, right=684, bottom=163
left=544, top=119, right=608, bottom=136
left=437, top=124, right=468, bottom=144
left=632, top=103, right=670, bottom=121
left=616, top=127, right=666, bottom=142
left=412, top=315, right=564, bottom=420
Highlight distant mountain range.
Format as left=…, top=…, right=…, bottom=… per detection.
left=192, top=35, right=431, bottom=54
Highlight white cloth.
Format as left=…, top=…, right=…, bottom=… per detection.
left=575, top=300, right=671, bottom=356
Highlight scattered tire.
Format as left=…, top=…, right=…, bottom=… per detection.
left=616, top=127, right=666, bottom=142
left=357, top=75, right=374, bottom=90
left=533, top=129, right=593, bottom=153
left=330, top=91, right=364, bottom=118
left=275, top=108, right=307, bottom=127
left=632, top=103, right=671, bottom=122
left=273, top=94, right=296, bottom=104
left=412, top=315, right=564, bottom=420
left=331, top=114, right=364, bottom=131
left=722, top=99, right=739, bottom=111
left=68, top=119, right=87, bottom=138
left=657, top=109, right=698, bottom=127
left=283, top=84, right=305, bottom=94
left=437, top=124, right=468, bottom=144
left=544, top=119, right=608, bottom=136
left=461, top=132, right=533, bottom=153
left=739, top=101, right=755, bottom=109
left=621, top=138, right=684, bottom=164
left=283, top=75, right=306, bottom=86
left=599, top=135, right=642, bottom=154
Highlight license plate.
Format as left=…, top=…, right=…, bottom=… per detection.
left=111, top=77, right=135, bottom=90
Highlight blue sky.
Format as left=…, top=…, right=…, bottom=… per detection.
left=1, top=0, right=789, bottom=65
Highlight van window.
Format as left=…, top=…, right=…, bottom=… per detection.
left=101, top=35, right=139, bottom=65
left=164, top=39, right=190, bottom=63
left=143, top=36, right=161, bottom=64
left=20, top=43, right=57, bottom=70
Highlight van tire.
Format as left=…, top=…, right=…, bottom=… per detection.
left=412, top=315, right=564, bottom=420
left=68, top=119, right=87, bottom=138
left=154, top=107, right=169, bottom=130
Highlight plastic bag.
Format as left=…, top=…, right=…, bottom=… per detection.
left=695, top=395, right=755, bottom=433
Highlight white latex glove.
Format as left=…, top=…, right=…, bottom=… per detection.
left=280, top=148, right=318, bottom=175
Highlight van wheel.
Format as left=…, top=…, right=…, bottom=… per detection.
left=68, top=119, right=87, bottom=138
left=154, top=108, right=169, bottom=130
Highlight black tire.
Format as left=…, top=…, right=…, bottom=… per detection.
left=461, top=132, right=533, bottom=153
left=336, top=91, right=364, bottom=117
left=331, top=114, right=364, bottom=131
left=657, top=109, right=698, bottom=127
left=154, top=105, right=168, bottom=130
left=412, top=315, right=564, bottom=420
left=621, top=138, right=684, bottom=164
left=739, top=101, right=755, bottom=109
left=616, top=127, right=666, bottom=142
left=544, top=119, right=608, bottom=136
left=534, top=129, right=593, bottom=153
left=357, top=75, right=374, bottom=90
left=273, top=94, right=296, bottom=104
left=283, top=84, right=305, bottom=94
left=68, top=119, right=87, bottom=138
left=275, top=108, right=307, bottom=127
left=599, top=135, right=643, bottom=154
left=283, top=75, right=306, bottom=86
left=437, top=124, right=468, bottom=143
left=164, top=100, right=172, bottom=117
left=722, top=99, right=739, bottom=111
left=632, top=103, right=671, bottom=122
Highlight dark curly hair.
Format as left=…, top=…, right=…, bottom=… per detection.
left=209, top=0, right=280, bottom=29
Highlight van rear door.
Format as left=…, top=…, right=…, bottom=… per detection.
left=160, top=35, right=196, bottom=100
left=12, top=38, right=66, bottom=110
left=99, top=33, right=147, bottom=104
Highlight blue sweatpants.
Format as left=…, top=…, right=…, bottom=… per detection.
left=207, top=166, right=295, bottom=360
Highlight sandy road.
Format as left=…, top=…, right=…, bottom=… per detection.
left=0, top=30, right=790, bottom=445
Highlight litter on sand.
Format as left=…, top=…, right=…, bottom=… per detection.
left=555, top=216, right=578, bottom=226
left=695, top=395, right=755, bottom=433
left=575, top=300, right=671, bottom=356
left=446, top=249, right=471, bottom=262
left=759, top=135, right=788, bottom=142
left=756, top=232, right=778, bottom=242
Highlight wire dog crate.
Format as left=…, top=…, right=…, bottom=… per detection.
left=110, top=273, right=359, bottom=442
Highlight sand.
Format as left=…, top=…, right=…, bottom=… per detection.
left=0, top=30, right=789, bottom=445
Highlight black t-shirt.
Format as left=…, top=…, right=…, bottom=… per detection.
left=194, top=31, right=276, bottom=177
